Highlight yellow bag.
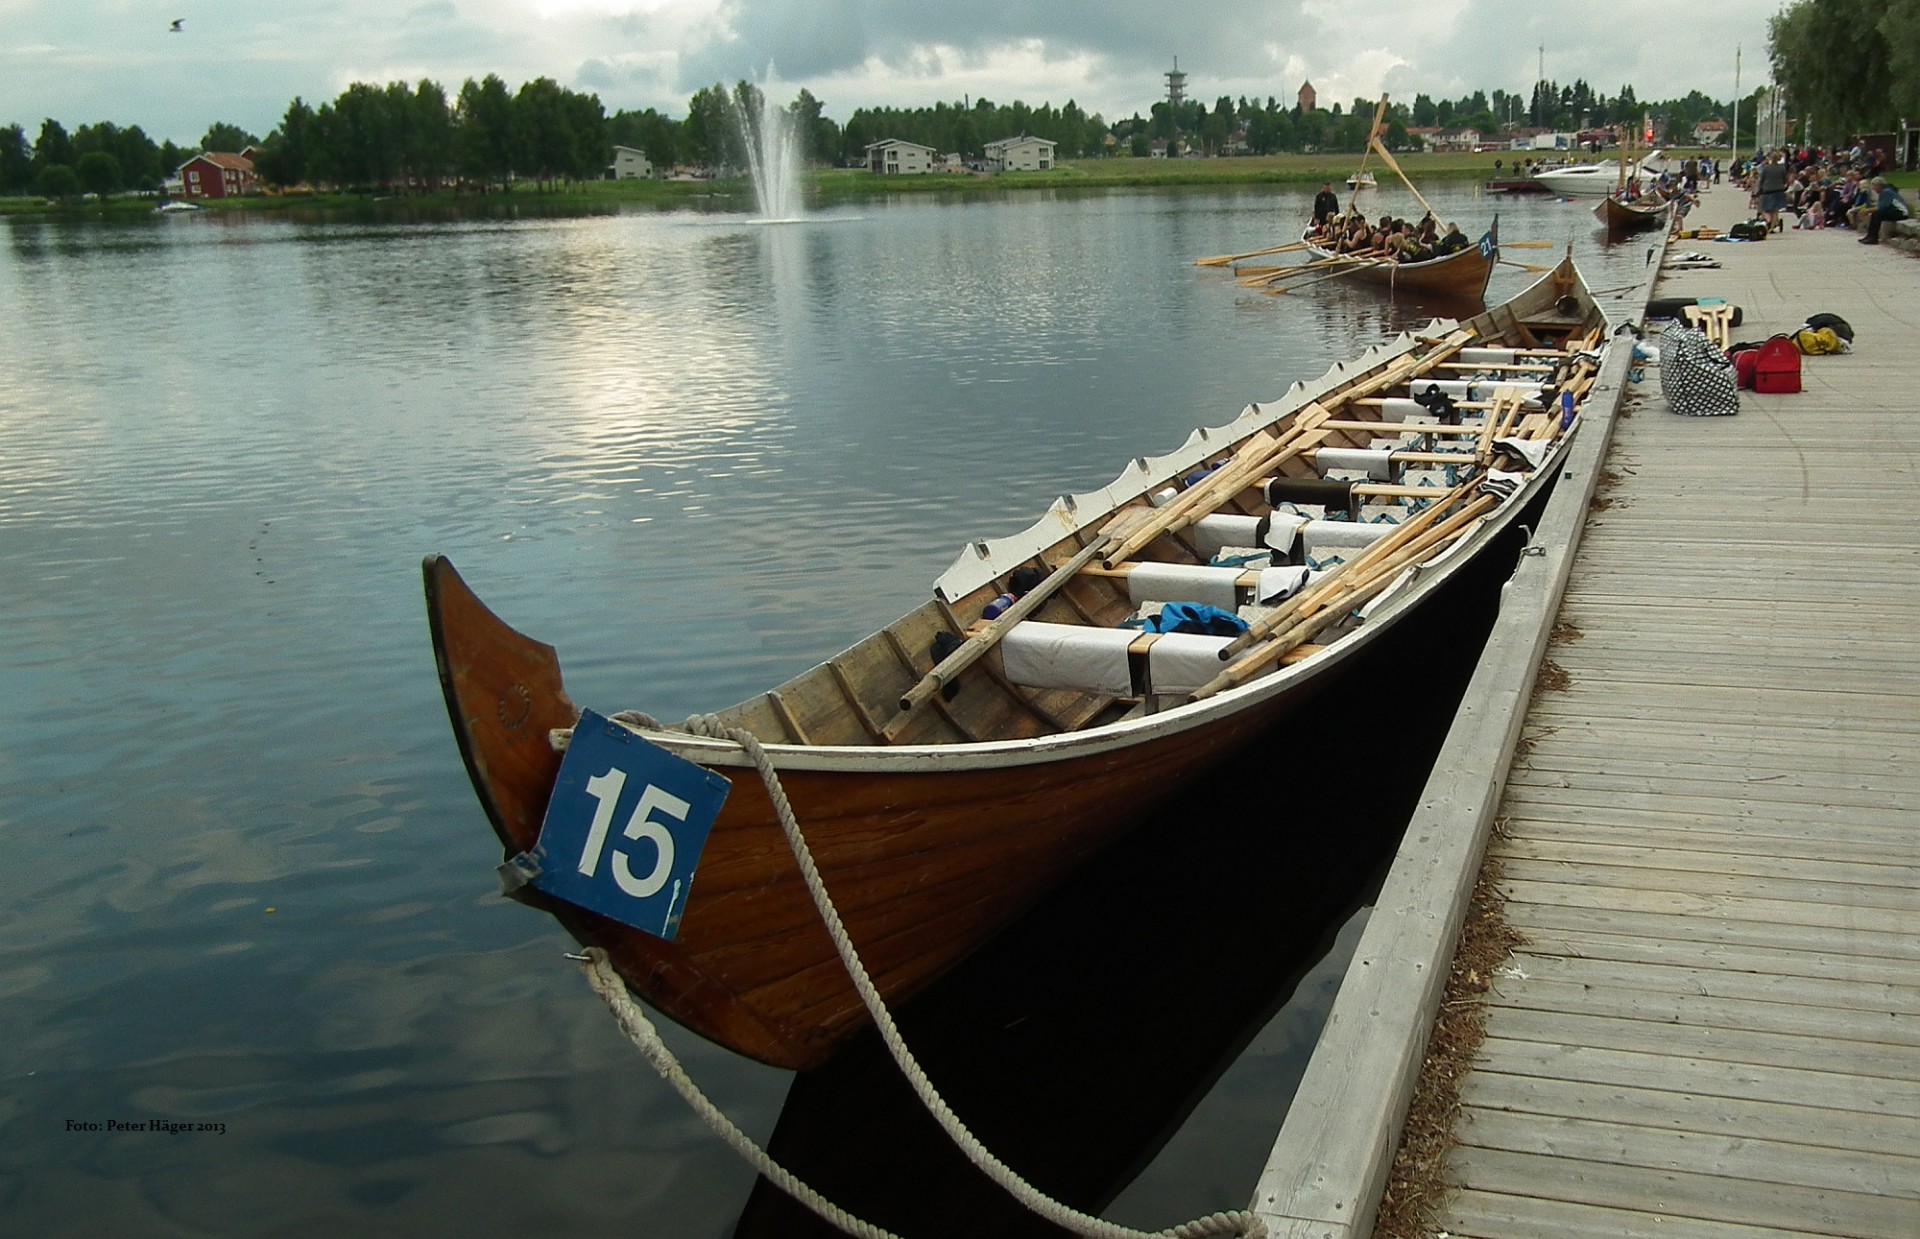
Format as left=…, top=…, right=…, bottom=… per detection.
left=1793, top=327, right=1844, bottom=355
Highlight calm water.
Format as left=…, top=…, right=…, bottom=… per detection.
left=0, top=184, right=1646, bottom=1236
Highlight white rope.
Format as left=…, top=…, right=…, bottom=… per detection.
left=577, top=949, right=903, bottom=1239
left=586, top=710, right=1269, bottom=1239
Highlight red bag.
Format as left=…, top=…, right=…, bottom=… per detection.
left=1754, top=334, right=1802, bottom=394
left=1732, top=347, right=1759, bottom=390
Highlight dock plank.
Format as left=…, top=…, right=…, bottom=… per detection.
left=1444, top=1146, right=1920, bottom=1239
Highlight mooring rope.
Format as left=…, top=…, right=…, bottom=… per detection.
left=569, top=710, right=1268, bottom=1239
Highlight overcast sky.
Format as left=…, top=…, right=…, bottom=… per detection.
left=4, top=0, right=1775, bottom=146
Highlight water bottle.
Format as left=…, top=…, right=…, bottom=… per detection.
left=1559, top=390, right=1576, bottom=430
left=982, top=593, right=1017, bottom=621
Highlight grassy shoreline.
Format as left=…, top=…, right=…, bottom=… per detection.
left=6, top=147, right=1849, bottom=220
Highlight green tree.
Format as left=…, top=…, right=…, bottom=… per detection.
left=254, top=98, right=318, bottom=188
left=2, top=123, right=38, bottom=193
left=33, top=119, right=73, bottom=173
left=1886, top=0, right=1920, bottom=122
left=200, top=121, right=258, bottom=152
left=74, top=150, right=122, bottom=198
left=456, top=75, right=515, bottom=188
left=683, top=84, right=732, bottom=168
left=400, top=79, right=456, bottom=186
left=510, top=77, right=572, bottom=185
left=36, top=163, right=80, bottom=202
left=1769, top=0, right=1895, bottom=140
left=319, top=82, right=403, bottom=187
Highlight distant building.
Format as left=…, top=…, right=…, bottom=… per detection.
left=1440, top=128, right=1483, bottom=152
left=1692, top=119, right=1728, bottom=145
left=983, top=135, right=1056, bottom=172
left=177, top=151, right=256, bottom=199
left=1166, top=58, right=1187, bottom=109
left=609, top=146, right=654, bottom=179
left=865, top=139, right=939, bottom=175
left=1298, top=81, right=1317, bottom=113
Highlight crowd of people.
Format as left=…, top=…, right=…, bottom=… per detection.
left=1305, top=182, right=1472, bottom=263
left=1734, top=143, right=1912, bottom=244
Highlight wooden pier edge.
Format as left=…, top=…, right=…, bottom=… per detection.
left=1248, top=263, right=1659, bottom=1239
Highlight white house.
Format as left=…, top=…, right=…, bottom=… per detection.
left=1692, top=119, right=1729, bottom=146
left=610, top=146, right=653, bottom=180
left=865, top=138, right=939, bottom=175
left=983, top=135, right=1057, bottom=172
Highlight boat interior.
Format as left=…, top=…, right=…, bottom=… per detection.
left=699, top=273, right=1609, bottom=751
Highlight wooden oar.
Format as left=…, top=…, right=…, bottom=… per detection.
left=1498, top=258, right=1553, bottom=272
left=1502, top=240, right=1561, bottom=249
left=888, top=533, right=1116, bottom=734
left=1267, top=259, right=1389, bottom=294
left=1195, top=240, right=1313, bottom=268
left=1100, top=408, right=1334, bottom=569
left=1344, top=97, right=1390, bottom=217
left=1189, top=491, right=1502, bottom=699
left=1367, top=136, right=1439, bottom=221
left=1237, top=250, right=1384, bottom=285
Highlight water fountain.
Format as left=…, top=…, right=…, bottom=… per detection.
left=730, top=78, right=806, bottom=223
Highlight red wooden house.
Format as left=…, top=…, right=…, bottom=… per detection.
left=178, top=152, right=257, bottom=199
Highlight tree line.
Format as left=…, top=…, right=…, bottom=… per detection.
left=4, top=57, right=1847, bottom=203
left=0, top=119, right=196, bottom=200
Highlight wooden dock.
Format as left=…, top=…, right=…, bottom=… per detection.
left=1254, top=184, right=1920, bottom=1238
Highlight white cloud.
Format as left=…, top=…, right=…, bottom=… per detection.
left=0, top=0, right=1777, bottom=144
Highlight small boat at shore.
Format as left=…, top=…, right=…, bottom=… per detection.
left=425, top=256, right=1611, bottom=1071
left=1595, top=191, right=1670, bottom=232
left=1346, top=170, right=1377, bottom=189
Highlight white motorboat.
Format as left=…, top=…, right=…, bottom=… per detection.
left=1532, top=160, right=1650, bottom=198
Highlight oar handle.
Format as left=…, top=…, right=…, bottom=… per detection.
left=891, top=534, right=1114, bottom=726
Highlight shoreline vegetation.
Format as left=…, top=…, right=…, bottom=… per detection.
left=0, top=149, right=1769, bottom=220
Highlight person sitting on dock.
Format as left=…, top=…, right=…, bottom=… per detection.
left=1859, top=177, right=1912, bottom=245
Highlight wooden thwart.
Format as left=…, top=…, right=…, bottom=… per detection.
left=889, top=534, right=1114, bottom=733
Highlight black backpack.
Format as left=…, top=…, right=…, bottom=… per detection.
left=1802, top=312, right=1854, bottom=342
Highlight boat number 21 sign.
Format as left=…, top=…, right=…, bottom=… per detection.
left=516, top=708, right=730, bottom=941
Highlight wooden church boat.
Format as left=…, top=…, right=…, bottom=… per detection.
left=1296, top=98, right=1498, bottom=301
left=1300, top=218, right=1499, bottom=299
left=425, top=257, right=1611, bottom=1072
left=1595, top=191, right=1671, bottom=232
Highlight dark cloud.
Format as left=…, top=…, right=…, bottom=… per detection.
left=676, top=1, right=1313, bottom=92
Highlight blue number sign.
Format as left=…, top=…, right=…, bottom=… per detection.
left=516, top=709, right=730, bottom=940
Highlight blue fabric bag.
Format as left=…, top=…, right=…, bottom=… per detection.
left=1132, top=602, right=1250, bottom=637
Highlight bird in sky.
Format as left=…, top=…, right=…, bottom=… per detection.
left=170, top=18, right=184, bottom=32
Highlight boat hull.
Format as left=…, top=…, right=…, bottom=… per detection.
left=1595, top=194, right=1669, bottom=232
left=429, top=554, right=1355, bottom=1069
left=1301, top=220, right=1498, bottom=300
left=1533, top=164, right=1648, bottom=197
